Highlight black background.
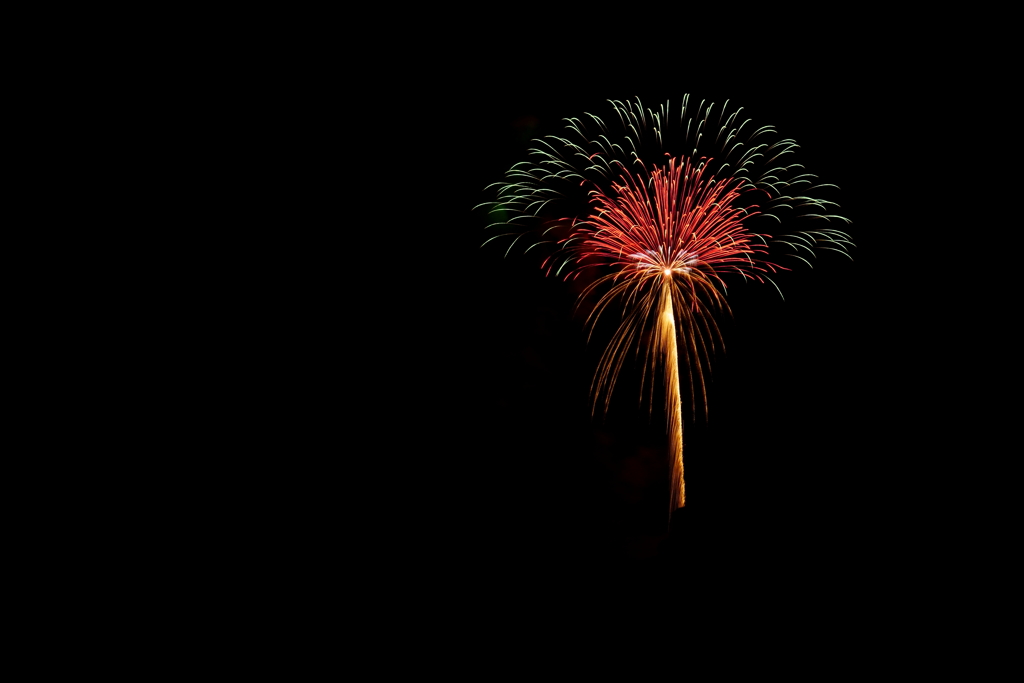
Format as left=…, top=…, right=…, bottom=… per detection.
left=227, top=24, right=969, bottom=619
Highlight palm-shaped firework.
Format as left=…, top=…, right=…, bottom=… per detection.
left=478, top=96, right=852, bottom=511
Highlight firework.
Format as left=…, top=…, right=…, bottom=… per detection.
left=478, top=96, right=852, bottom=511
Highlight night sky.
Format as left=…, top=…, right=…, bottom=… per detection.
left=245, top=35, right=955, bottom=617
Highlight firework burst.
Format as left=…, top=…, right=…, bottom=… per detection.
left=478, top=96, right=852, bottom=511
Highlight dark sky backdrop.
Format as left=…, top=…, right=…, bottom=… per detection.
left=240, top=26, right=953, bottom=615
left=227, top=23, right=979, bottom=623
left=181, top=17, right=989, bottom=634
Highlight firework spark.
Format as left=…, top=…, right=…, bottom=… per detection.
left=478, top=96, right=852, bottom=511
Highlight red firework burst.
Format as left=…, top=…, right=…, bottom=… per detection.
left=562, top=155, right=779, bottom=290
